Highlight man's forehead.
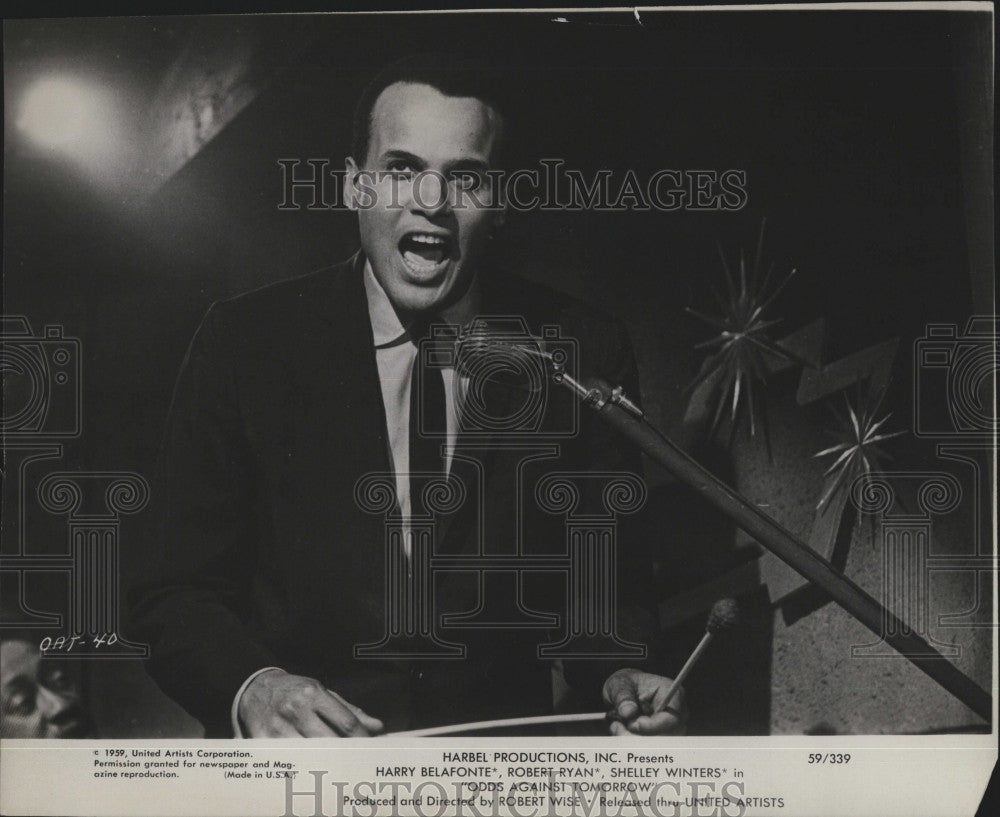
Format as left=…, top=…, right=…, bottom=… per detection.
left=368, top=81, right=502, bottom=162
left=0, top=640, right=38, bottom=684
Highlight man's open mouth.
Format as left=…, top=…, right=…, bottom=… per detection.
left=399, top=232, right=452, bottom=272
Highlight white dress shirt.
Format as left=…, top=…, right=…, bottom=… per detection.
left=363, top=260, right=477, bottom=524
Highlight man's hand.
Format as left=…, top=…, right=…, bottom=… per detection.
left=238, top=669, right=384, bottom=737
left=602, top=668, right=687, bottom=736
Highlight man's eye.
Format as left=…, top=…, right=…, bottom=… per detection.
left=3, top=690, right=35, bottom=717
left=386, top=161, right=415, bottom=176
left=450, top=172, right=482, bottom=191
left=42, top=668, right=73, bottom=692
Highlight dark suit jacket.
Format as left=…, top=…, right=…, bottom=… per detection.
left=128, top=253, right=659, bottom=736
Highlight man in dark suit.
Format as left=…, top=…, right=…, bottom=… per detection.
left=129, top=54, right=684, bottom=738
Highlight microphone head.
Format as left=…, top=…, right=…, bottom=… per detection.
left=454, top=318, right=551, bottom=381
left=706, top=598, right=740, bottom=634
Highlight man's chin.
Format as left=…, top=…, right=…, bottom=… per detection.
left=387, top=274, right=454, bottom=314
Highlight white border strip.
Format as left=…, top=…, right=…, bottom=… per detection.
left=324, top=4, right=994, bottom=15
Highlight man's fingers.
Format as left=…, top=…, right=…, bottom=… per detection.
left=250, top=715, right=301, bottom=738
left=293, top=710, right=342, bottom=738
left=651, top=679, right=684, bottom=715
left=238, top=673, right=382, bottom=738
left=609, top=720, right=630, bottom=736
left=624, top=710, right=685, bottom=736
left=603, top=673, right=640, bottom=721
left=602, top=670, right=690, bottom=735
left=313, top=691, right=373, bottom=736
left=329, top=691, right=385, bottom=735
left=347, top=706, right=384, bottom=734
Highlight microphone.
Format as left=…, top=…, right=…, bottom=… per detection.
left=451, top=319, right=556, bottom=400
left=453, top=319, right=553, bottom=368
left=661, top=597, right=740, bottom=709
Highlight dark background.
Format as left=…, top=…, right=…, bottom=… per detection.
left=3, top=10, right=993, bottom=736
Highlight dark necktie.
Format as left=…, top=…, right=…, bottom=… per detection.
left=409, top=317, right=447, bottom=514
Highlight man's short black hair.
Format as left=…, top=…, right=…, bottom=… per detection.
left=351, top=52, right=510, bottom=164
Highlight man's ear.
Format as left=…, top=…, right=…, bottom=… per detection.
left=344, top=156, right=359, bottom=211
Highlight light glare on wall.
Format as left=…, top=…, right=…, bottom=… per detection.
left=14, top=75, right=139, bottom=198
left=17, top=77, right=109, bottom=152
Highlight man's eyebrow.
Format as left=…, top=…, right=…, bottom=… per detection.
left=445, top=159, right=491, bottom=174
left=1, top=675, right=31, bottom=692
left=378, top=150, right=426, bottom=168
left=376, top=151, right=492, bottom=174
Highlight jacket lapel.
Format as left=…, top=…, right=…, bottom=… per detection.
left=297, top=252, right=394, bottom=515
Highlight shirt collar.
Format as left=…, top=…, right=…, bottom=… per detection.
left=363, top=260, right=408, bottom=348
left=363, top=258, right=482, bottom=349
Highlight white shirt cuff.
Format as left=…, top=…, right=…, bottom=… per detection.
left=231, top=667, right=284, bottom=738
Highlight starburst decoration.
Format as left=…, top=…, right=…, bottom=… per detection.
left=685, top=218, right=804, bottom=446
left=814, top=385, right=906, bottom=513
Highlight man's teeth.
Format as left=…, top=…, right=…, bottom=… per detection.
left=401, top=234, right=449, bottom=268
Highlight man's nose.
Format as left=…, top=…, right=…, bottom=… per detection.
left=409, top=170, right=452, bottom=217
left=36, top=686, right=74, bottom=721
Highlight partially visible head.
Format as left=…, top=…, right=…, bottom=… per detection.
left=1, top=629, right=91, bottom=738
left=346, top=54, right=510, bottom=317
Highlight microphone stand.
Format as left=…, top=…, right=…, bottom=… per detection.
left=547, top=361, right=991, bottom=722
